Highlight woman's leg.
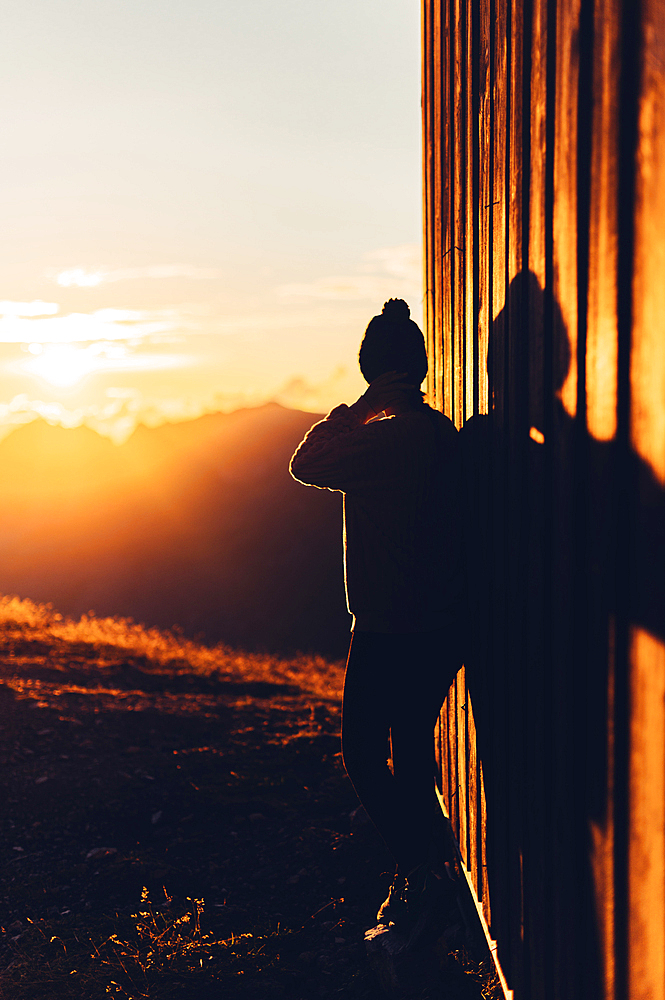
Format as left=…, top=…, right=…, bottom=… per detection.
left=388, top=628, right=462, bottom=871
left=341, top=627, right=462, bottom=872
left=342, top=631, right=402, bottom=858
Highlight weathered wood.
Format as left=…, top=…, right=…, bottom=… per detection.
left=463, top=0, right=475, bottom=423
left=467, top=690, right=479, bottom=896
left=423, top=0, right=436, bottom=406
left=479, top=759, right=490, bottom=926
left=628, top=628, right=665, bottom=1000
left=478, top=0, right=491, bottom=420
left=528, top=0, right=548, bottom=291
left=452, top=0, right=466, bottom=431
left=422, top=0, right=665, bottom=995
left=441, top=0, right=454, bottom=420
left=630, top=0, right=665, bottom=489
left=449, top=678, right=459, bottom=837
left=586, top=0, right=619, bottom=443
left=456, top=666, right=468, bottom=867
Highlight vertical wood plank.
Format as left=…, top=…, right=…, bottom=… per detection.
left=480, top=759, right=491, bottom=929
left=434, top=714, right=442, bottom=788
left=589, top=618, right=616, bottom=1000
left=423, top=0, right=436, bottom=396
left=552, top=0, right=580, bottom=421
left=628, top=629, right=665, bottom=1000
left=432, top=0, right=444, bottom=412
left=438, top=698, right=450, bottom=816
left=509, top=0, right=524, bottom=285
left=626, top=10, right=665, bottom=996
left=441, top=0, right=454, bottom=419
left=525, top=7, right=552, bottom=989
left=551, top=3, right=581, bottom=998
left=528, top=0, right=548, bottom=291
left=449, top=680, right=460, bottom=839
left=464, top=0, right=475, bottom=422
left=585, top=4, right=621, bottom=998
left=457, top=665, right=468, bottom=867
left=492, top=0, right=508, bottom=328
left=467, top=689, right=479, bottom=895
left=453, top=0, right=467, bottom=429
left=450, top=680, right=462, bottom=843
left=630, top=0, right=665, bottom=487
left=478, top=0, right=491, bottom=417
left=586, top=0, right=620, bottom=444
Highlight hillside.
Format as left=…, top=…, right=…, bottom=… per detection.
left=0, top=405, right=350, bottom=657
left=0, top=596, right=491, bottom=999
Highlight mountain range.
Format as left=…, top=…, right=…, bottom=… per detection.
left=0, top=404, right=350, bottom=658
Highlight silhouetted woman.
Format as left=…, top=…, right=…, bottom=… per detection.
left=290, top=299, right=464, bottom=939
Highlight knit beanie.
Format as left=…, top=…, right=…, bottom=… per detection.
left=358, top=299, right=428, bottom=387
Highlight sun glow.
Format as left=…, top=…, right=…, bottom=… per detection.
left=0, top=307, right=175, bottom=344
left=21, top=344, right=109, bottom=387
left=18, top=342, right=189, bottom=388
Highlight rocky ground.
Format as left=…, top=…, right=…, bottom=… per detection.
left=0, top=605, right=498, bottom=999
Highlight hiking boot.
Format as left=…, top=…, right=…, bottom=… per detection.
left=376, top=870, right=408, bottom=926
left=401, top=863, right=459, bottom=950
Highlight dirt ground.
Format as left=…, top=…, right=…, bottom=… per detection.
left=0, top=620, right=496, bottom=999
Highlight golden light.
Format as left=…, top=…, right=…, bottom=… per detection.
left=21, top=344, right=106, bottom=387
left=16, top=340, right=189, bottom=390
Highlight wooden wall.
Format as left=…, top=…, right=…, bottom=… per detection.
left=422, top=0, right=665, bottom=996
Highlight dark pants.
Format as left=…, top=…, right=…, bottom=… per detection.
left=341, top=625, right=462, bottom=874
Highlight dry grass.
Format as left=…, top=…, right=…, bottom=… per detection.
left=0, top=594, right=501, bottom=1000
left=95, top=887, right=288, bottom=998
left=0, top=593, right=344, bottom=700
left=3, top=894, right=294, bottom=1000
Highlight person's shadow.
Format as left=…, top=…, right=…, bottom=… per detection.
left=459, top=269, right=664, bottom=998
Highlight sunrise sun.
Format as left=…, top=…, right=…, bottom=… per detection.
left=21, top=344, right=100, bottom=388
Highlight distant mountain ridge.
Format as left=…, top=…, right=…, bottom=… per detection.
left=0, top=404, right=350, bottom=658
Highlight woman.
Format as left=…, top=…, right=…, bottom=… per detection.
left=290, top=299, right=464, bottom=940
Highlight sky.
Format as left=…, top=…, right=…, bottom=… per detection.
left=0, top=0, right=422, bottom=443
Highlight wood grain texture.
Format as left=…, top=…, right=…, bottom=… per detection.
left=464, top=0, right=475, bottom=422
left=422, top=0, right=664, bottom=995
left=630, top=0, right=665, bottom=486
left=586, top=0, right=619, bottom=443
left=628, top=628, right=665, bottom=1000
left=466, top=690, right=479, bottom=896
left=551, top=0, right=580, bottom=420
left=453, top=0, right=466, bottom=430
left=456, top=666, right=468, bottom=866
left=478, top=0, right=492, bottom=418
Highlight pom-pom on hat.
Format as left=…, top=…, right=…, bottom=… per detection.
left=359, top=299, right=428, bottom=387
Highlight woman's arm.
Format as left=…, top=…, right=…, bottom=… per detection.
left=289, top=372, right=414, bottom=491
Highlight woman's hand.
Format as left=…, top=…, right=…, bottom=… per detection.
left=350, top=371, right=414, bottom=423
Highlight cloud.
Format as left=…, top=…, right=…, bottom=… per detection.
left=0, top=308, right=176, bottom=344
left=275, top=243, right=422, bottom=306
left=0, top=300, right=59, bottom=318
left=55, top=265, right=221, bottom=287
left=0, top=395, right=88, bottom=440
left=277, top=275, right=398, bottom=302
left=0, top=387, right=235, bottom=446
left=360, top=244, right=422, bottom=281
left=273, top=366, right=365, bottom=413
left=0, top=362, right=364, bottom=445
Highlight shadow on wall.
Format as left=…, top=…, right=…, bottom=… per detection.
left=460, top=269, right=664, bottom=998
